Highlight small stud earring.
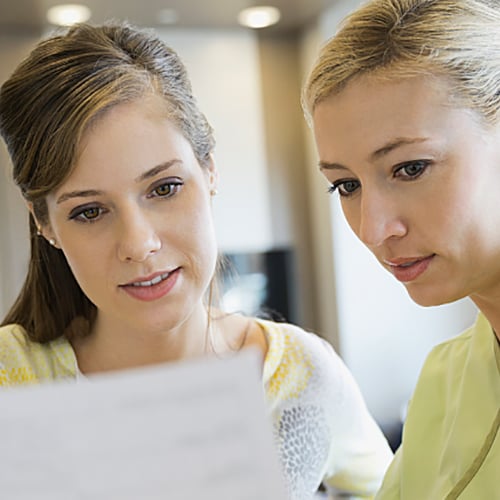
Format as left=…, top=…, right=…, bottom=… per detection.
left=36, top=229, right=42, bottom=236
left=49, top=238, right=56, bottom=247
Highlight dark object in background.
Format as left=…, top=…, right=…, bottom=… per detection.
left=220, top=248, right=297, bottom=324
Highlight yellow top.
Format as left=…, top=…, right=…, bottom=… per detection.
left=376, top=312, right=500, bottom=500
left=0, top=319, right=392, bottom=499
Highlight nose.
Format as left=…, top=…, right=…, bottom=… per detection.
left=117, top=210, right=162, bottom=263
left=356, top=190, right=407, bottom=248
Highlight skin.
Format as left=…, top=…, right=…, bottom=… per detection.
left=313, top=75, right=500, bottom=339
left=37, top=95, right=266, bottom=372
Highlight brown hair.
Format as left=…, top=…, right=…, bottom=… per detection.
left=0, top=21, right=215, bottom=342
left=302, top=0, right=500, bottom=126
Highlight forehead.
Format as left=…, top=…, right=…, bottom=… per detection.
left=58, top=97, right=193, bottom=186
left=317, top=74, right=451, bottom=126
left=312, top=74, right=470, bottom=159
left=83, top=93, right=170, bottom=138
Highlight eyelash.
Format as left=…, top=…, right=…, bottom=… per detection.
left=69, top=205, right=106, bottom=223
left=328, top=160, right=431, bottom=198
left=68, top=179, right=184, bottom=223
left=327, top=179, right=359, bottom=197
left=148, top=179, right=183, bottom=199
left=394, top=160, right=430, bottom=179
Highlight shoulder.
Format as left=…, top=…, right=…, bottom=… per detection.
left=0, top=323, right=37, bottom=385
left=257, top=319, right=329, bottom=376
left=255, top=318, right=360, bottom=405
left=0, top=323, right=77, bottom=386
left=257, top=317, right=338, bottom=362
left=417, top=313, right=480, bottom=381
left=405, top=312, right=493, bottom=421
left=0, top=323, right=33, bottom=360
left=427, top=322, right=474, bottom=356
left=257, top=319, right=393, bottom=496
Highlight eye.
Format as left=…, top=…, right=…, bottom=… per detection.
left=149, top=179, right=183, bottom=199
left=69, top=205, right=104, bottom=223
left=328, top=179, right=360, bottom=197
left=394, top=160, right=430, bottom=180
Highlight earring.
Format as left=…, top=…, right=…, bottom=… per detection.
left=49, top=238, right=56, bottom=247
left=36, top=226, right=42, bottom=236
left=210, top=188, right=218, bottom=196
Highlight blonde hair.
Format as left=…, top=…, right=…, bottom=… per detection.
left=302, top=0, right=500, bottom=125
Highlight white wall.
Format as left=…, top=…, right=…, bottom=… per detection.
left=300, top=0, right=478, bottom=426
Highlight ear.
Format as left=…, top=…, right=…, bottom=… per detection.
left=26, top=201, right=59, bottom=248
left=206, top=154, right=219, bottom=195
left=26, top=201, right=41, bottom=233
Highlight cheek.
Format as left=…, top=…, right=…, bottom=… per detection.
left=200, top=210, right=218, bottom=278
left=196, top=213, right=218, bottom=267
left=339, top=201, right=361, bottom=237
left=46, top=208, right=105, bottom=286
left=60, top=243, right=101, bottom=285
left=176, top=199, right=218, bottom=269
left=428, top=177, right=476, bottom=232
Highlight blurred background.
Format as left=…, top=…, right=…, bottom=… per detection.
left=0, top=0, right=478, bottom=448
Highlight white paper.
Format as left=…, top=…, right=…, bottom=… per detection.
left=0, top=348, right=287, bottom=500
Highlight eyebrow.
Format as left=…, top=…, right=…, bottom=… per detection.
left=56, top=159, right=181, bottom=204
left=135, top=159, right=181, bottom=183
left=371, top=137, right=428, bottom=160
left=318, top=137, right=428, bottom=171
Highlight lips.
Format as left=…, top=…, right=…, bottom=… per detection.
left=120, top=268, right=180, bottom=301
left=383, top=255, right=435, bottom=283
left=129, top=271, right=171, bottom=287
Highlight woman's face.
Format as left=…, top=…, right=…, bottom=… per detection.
left=313, top=74, right=500, bottom=307
left=44, top=96, right=218, bottom=334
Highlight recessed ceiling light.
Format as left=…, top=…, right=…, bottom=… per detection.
left=46, top=4, right=91, bottom=26
left=237, top=6, right=281, bottom=29
left=157, top=8, right=179, bottom=25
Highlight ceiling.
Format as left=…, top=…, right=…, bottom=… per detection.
left=0, top=0, right=338, bottom=36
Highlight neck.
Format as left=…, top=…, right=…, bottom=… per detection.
left=72, top=305, right=210, bottom=374
left=470, top=294, right=500, bottom=343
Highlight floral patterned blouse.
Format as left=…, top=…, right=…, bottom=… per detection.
left=0, top=319, right=392, bottom=499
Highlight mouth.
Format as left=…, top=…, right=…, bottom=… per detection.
left=127, top=271, right=172, bottom=288
left=394, top=260, right=422, bottom=268
left=119, top=268, right=181, bottom=302
left=383, top=255, right=435, bottom=283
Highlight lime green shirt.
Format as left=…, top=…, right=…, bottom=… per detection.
left=376, top=312, right=500, bottom=500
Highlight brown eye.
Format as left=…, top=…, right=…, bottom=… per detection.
left=155, top=184, right=172, bottom=196
left=150, top=180, right=183, bottom=198
left=81, top=207, right=100, bottom=220
left=69, top=205, right=104, bottom=223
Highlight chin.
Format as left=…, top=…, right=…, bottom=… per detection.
left=404, top=284, right=462, bottom=308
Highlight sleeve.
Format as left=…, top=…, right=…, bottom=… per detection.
left=317, top=338, right=394, bottom=498
left=264, top=320, right=393, bottom=499
left=0, top=324, right=38, bottom=386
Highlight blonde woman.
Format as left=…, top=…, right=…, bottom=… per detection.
left=303, top=0, right=500, bottom=498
